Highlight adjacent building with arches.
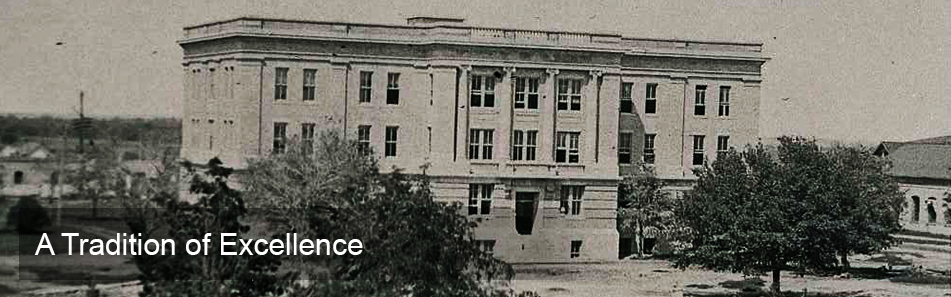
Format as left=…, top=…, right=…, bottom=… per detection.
left=875, top=136, right=951, bottom=233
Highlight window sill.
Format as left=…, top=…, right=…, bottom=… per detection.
left=471, top=108, right=500, bottom=114
left=557, top=110, right=583, bottom=116
left=554, top=163, right=584, bottom=168
left=514, top=109, right=541, bottom=116
left=470, top=160, right=500, bottom=165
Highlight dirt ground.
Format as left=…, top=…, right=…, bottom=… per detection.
left=511, top=250, right=951, bottom=297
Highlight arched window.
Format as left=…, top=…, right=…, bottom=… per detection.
left=927, top=197, right=937, bottom=223
left=14, top=171, right=24, bottom=184
left=911, top=196, right=920, bottom=222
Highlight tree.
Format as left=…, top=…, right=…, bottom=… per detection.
left=127, top=158, right=288, bottom=297
left=618, top=165, right=677, bottom=258
left=675, top=137, right=906, bottom=293
left=243, top=131, right=514, bottom=297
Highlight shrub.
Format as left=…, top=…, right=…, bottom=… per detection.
left=8, top=196, right=50, bottom=233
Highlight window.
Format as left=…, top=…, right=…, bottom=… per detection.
left=468, top=129, right=494, bottom=160
left=512, top=130, right=538, bottom=161
left=301, top=123, right=315, bottom=154
left=387, top=73, right=400, bottom=105
left=621, top=83, right=634, bottom=113
left=274, top=68, right=288, bottom=100
left=273, top=122, right=287, bottom=154
left=620, top=83, right=633, bottom=113
left=644, top=134, right=656, bottom=164
left=694, top=85, right=706, bottom=116
left=303, top=69, right=317, bottom=101
left=468, top=184, right=493, bottom=215
left=716, top=135, right=729, bottom=157
left=477, top=240, right=496, bottom=255
left=385, top=126, right=398, bottom=157
left=560, top=185, right=584, bottom=215
left=645, top=83, right=658, bottom=114
left=359, top=71, right=372, bottom=103
left=557, top=79, right=582, bottom=111
left=515, top=77, right=540, bottom=109
left=556, top=132, right=580, bottom=163
left=718, top=86, right=730, bottom=117
left=13, top=171, right=24, bottom=184
left=570, top=240, right=582, bottom=258
left=692, top=135, right=705, bottom=166
left=357, top=125, right=371, bottom=154
left=470, top=75, right=496, bottom=107
left=618, top=132, right=632, bottom=164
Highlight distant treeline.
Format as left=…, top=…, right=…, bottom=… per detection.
left=0, top=114, right=181, bottom=145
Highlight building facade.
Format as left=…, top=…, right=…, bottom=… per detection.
left=875, top=137, right=951, bottom=234
left=178, top=17, right=765, bottom=263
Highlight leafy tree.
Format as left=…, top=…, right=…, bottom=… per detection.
left=8, top=196, right=51, bottom=233
left=127, top=158, right=288, bottom=297
left=618, top=165, right=677, bottom=258
left=676, top=144, right=794, bottom=293
left=244, top=131, right=514, bottom=297
left=675, top=137, right=905, bottom=293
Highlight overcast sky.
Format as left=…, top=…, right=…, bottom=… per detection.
left=0, top=0, right=947, bottom=143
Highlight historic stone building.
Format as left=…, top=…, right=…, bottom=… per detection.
left=875, top=136, right=951, bottom=234
left=178, top=16, right=766, bottom=262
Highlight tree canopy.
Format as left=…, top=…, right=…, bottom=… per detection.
left=675, top=137, right=905, bottom=293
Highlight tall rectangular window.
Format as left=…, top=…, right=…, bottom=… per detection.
left=303, top=69, right=316, bottom=101
left=717, top=135, right=729, bottom=157
left=570, top=240, right=582, bottom=258
left=358, top=125, right=371, bottom=155
left=556, top=132, right=580, bottom=163
left=644, top=134, right=656, bottom=164
left=468, top=129, right=494, bottom=160
left=511, top=130, right=538, bottom=161
left=693, top=135, right=705, bottom=166
left=557, top=79, right=582, bottom=111
left=526, top=131, right=537, bottom=161
left=385, top=126, right=398, bottom=157
left=512, top=130, right=524, bottom=161
left=694, top=85, right=706, bottom=116
left=274, top=68, right=288, bottom=100
left=273, top=122, right=287, bottom=154
left=387, top=73, right=400, bottom=105
left=620, top=82, right=633, bottom=113
left=470, top=75, right=496, bottom=107
left=645, top=83, right=658, bottom=114
left=301, top=123, right=315, bottom=154
left=468, top=184, right=494, bottom=215
left=618, top=132, right=632, bottom=164
left=359, top=71, right=372, bottom=103
left=514, top=77, right=540, bottom=110
left=560, top=186, right=584, bottom=215
left=718, top=86, right=730, bottom=117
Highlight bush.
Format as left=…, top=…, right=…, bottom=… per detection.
left=7, top=196, right=51, bottom=233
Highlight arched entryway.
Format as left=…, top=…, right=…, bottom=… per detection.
left=927, top=197, right=937, bottom=223
left=911, top=196, right=920, bottom=222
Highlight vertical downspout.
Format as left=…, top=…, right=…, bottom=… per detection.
left=258, top=61, right=264, bottom=156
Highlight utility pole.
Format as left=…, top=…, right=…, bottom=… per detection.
left=79, top=91, right=85, bottom=154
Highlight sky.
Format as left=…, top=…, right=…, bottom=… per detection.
left=0, top=0, right=948, bottom=143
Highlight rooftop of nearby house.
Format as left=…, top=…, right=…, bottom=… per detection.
left=876, top=136, right=951, bottom=181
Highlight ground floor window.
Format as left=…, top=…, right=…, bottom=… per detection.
left=477, top=240, right=496, bottom=255
left=570, top=240, right=582, bottom=258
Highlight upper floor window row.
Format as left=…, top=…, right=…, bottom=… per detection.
left=275, top=67, right=320, bottom=101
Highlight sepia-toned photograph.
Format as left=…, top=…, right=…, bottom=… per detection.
left=1, top=0, right=949, bottom=296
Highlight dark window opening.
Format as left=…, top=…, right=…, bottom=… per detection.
left=515, top=192, right=537, bottom=235
left=570, top=240, right=582, bottom=258
left=14, top=171, right=24, bottom=184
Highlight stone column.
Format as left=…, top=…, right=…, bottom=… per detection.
left=497, top=66, right=516, bottom=163
left=455, top=66, right=472, bottom=162
left=585, top=69, right=602, bottom=164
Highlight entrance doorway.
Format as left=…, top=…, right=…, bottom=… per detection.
left=515, top=192, right=537, bottom=235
